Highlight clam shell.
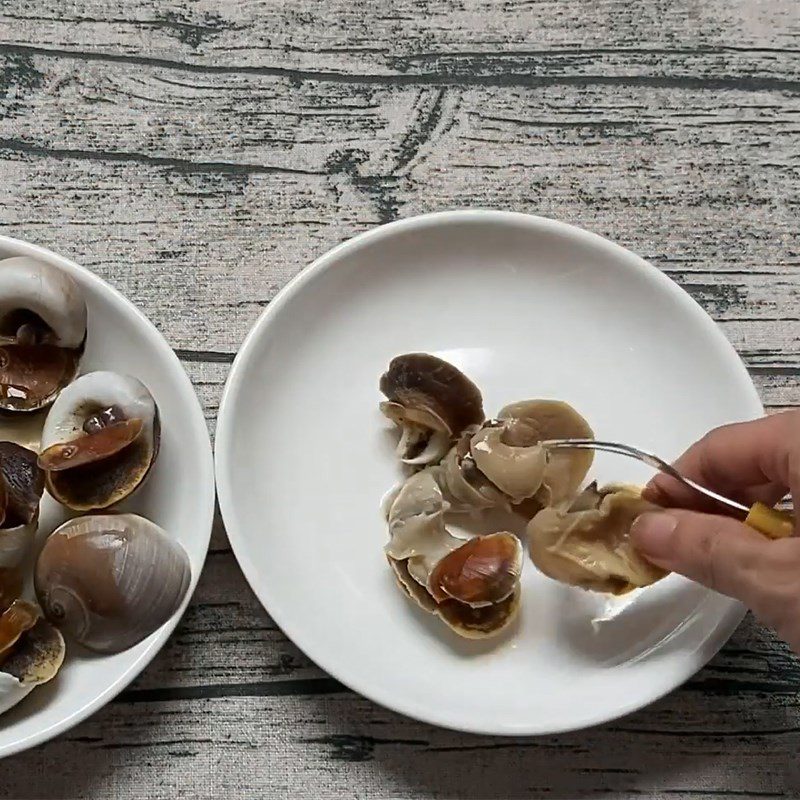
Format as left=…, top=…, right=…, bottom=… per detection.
left=35, top=513, right=191, bottom=654
left=0, top=618, right=65, bottom=715
left=0, top=258, right=86, bottom=349
left=40, top=372, right=160, bottom=510
left=0, top=257, right=86, bottom=412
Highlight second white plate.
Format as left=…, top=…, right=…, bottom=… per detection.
left=216, top=210, right=761, bottom=735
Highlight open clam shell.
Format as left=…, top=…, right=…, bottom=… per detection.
left=380, top=353, right=484, bottom=465
left=39, top=372, right=160, bottom=511
left=389, top=557, right=521, bottom=639
left=385, top=472, right=523, bottom=638
left=0, top=257, right=86, bottom=412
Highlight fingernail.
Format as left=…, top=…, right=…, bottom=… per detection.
left=631, top=512, right=678, bottom=559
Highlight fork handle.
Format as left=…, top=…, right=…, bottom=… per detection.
left=745, top=502, right=795, bottom=539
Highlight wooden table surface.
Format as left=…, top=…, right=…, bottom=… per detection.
left=0, top=1, right=799, bottom=797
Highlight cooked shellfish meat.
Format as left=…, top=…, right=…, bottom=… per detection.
left=469, top=423, right=548, bottom=503
left=435, top=401, right=592, bottom=512
left=498, top=400, right=594, bottom=507
left=0, top=599, right=40, bottom=663
left=0, top=443, right=44, bottom=610
left=527, top=483, right=667, bottom=595
left=0, top=600, right=65, bottom=715
left=435, top=427, right=508, bottom=513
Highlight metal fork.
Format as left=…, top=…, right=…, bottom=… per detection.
left=542, top=438, right=795, bottom=540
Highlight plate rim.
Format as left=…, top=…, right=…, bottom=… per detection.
left=216, top=209, right=757, bottom=735
left=0, top=234, right=216, bottom=757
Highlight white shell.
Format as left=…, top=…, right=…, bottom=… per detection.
left=0, top=257, right=86, bottom=348
left=41, top=371, right=156, bottom=448
left=396, top=426, right=450, bottom=466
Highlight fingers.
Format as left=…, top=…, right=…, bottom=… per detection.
left=632, top=510, right=800, bottom=651
left=645, top=473, right=786, bottom=515
left=632, top=510, right=773, bottom=602
left=643, top=411, right=800, bottom=514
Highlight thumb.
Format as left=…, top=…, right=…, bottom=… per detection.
left=630, top=509, right=776, bottom=608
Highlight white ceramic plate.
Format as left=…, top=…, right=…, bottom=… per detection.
left=216, top=210, right=761, bottom=735
left=0, top=236, right=215, bottom=756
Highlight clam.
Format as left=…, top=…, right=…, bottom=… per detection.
left=498, top=400, right=594, bottom=507
left=436, top=427, right=508, bottom=512
left=385, top=471, right=523, bottom=638
left=0, top=600, right=65, bottom=715
left=38, top=372, right=159, bottom=510
left=428, top=531, right=523, bottom=607
left=0, top=442, right=45, bottom=609
left=0, top=257, right=87, bottom=412
left=380, top=353, right=484, bottom=465
left=436, top=584, right=520, bottom=639
left=389, top=557, right=521, bottom=640
left=35, top=513, right=191, bottom=653
left=469, top=423, right=548, bottom=503
left=386, top=470, right=460, bottom=582
left=527, top=483, right=667, bottom=595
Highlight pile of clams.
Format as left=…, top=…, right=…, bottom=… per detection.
left=0, top=256, right=191, bottom=714
left=379, top=353, right=667, bottom=639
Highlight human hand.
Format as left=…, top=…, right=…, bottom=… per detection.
left=630, top=411, right=800, bottom=651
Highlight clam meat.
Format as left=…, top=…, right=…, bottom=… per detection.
left=435, top=401, right=592, bottom=512
left=0, top=442, right=44, bottom=610
left=469, top=422, right=548, bottom=503
left=498, top=400, right=594, bottom=507
left=527, top=483, right=667, bottom=595
left=435, top=427, right=508, bottom=513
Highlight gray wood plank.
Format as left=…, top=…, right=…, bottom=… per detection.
left=1, top=0, right=798, bottom=79
left=0, top=47, right=798, bottom=355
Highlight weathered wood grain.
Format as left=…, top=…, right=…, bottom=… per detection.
left=0, top=48, right=798, bottom=356
left=1, top=0, right=799, bottom=78
left=0, top=617, right=797, bottom=799
left=1, top=0, right=800, bottom=796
